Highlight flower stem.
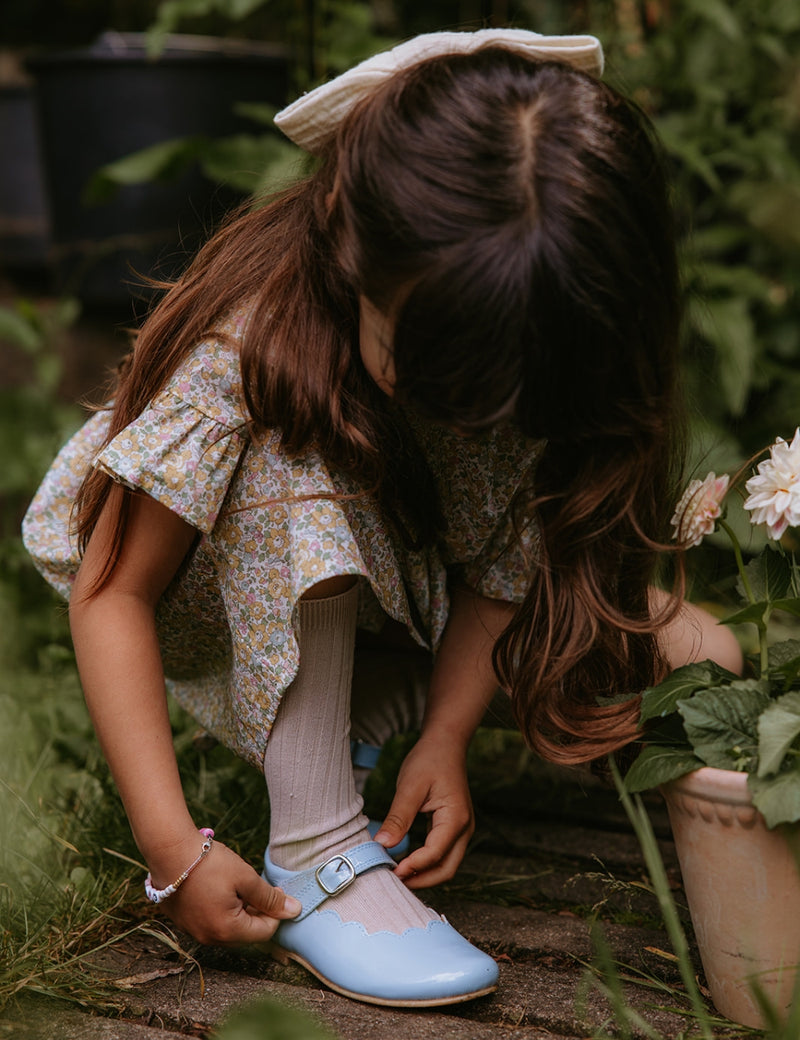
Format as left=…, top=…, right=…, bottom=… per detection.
left=718, top=518, right=769, bottom=678
left=719, top=519, right=754, bottom=603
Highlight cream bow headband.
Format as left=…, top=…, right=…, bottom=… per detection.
left=275, top=28, right=604, bottom=154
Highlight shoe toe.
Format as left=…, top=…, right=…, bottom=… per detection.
left=274, top=910, right=498, bottom=1006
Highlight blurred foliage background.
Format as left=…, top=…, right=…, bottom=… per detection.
left=6, top=0, right=800, bottom=467
left=1, top=0, right=799, bottom=1016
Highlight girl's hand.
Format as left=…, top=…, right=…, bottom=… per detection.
left=373, top=734, right=474, bottom=890
left=149, top=840, right=301, bottom=945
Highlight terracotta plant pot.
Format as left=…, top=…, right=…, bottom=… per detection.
left=662, top=767, right=800, bottom=1028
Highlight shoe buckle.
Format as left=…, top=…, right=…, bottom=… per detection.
left=315, top=854, right=356, bottom=896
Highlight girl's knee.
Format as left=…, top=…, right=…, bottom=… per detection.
left=300, top=575, right=358, bottom=600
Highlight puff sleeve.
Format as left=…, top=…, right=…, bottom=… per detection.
left=94, top=340, right=248, bottom=534
left=22, top=336, right=249, bottom=600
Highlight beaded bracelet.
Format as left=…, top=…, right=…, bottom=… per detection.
left=144, top=828, right=215, bottom=904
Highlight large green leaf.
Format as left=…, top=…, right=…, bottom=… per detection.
left=721, top=600, right=771, bottom=626
left=697, top=260, right=772, bottom=301
left=758, top=691, right=800, bottom=776
left=233, top=101, right=280, bottom=126
left=749, top=769, right=800, bottom=829
left=0, top=306, right=41, bottom=352
left=768, top=640, right=800, bottom=686
left=200, top=134, right=301, bottom=196
left=678, top=680, right=772, bottom=770
left=623, top=744, right=704, bottom=793
left=737, top=546, right=793, bottom=604
left=146, top=0, right=268, bottom=56
left=690, top=296, right=756, bottom=416
left=84, top=136, right=206, bottom=203
left=639, top=660, right=739, bottom=722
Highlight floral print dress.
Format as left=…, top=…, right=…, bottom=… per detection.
left=22, top=311, right=541, bottom=769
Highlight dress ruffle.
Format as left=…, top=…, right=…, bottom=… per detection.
left=96, top=342, right=248, bottom=534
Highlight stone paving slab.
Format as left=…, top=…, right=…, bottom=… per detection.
left=2, top=795, right=749, bottom=1040
left=134, top=964, right=589, bottom=1040
left=2, top=1002, right=187, bottom=1040
left=2, top=897, right=699, bottom=1040
left=2, top=760, right=741, bottom=1040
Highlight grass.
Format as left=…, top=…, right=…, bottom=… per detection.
left=0, top=296, right=286, bottom=1016
left=0, top=569, right=187, bottom=1012
left=0, top=550, right=284, bottom=1014
left=570, top=759, right=800, bottom=1040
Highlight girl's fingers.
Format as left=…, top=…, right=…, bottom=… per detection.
left=373, top=785, right=424, bottom=848
left=400, top=841, right=468, bottom=889
left=236, top=869, right=301, bottom=920
left=393, top=812, right=472, bottom=887
left=163, top=850, right=302, bottom=945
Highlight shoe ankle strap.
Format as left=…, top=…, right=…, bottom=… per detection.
left=278, top=841, right=395, bottom=920
left=350, top=739, right=382, bottom=770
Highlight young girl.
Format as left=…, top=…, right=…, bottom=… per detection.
left=23, top=28, right=741, bottom=1009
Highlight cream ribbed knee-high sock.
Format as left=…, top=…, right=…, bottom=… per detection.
left=263, top=586, right=438, bottom=935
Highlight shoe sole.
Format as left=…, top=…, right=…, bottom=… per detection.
left=267, top=942, right=497, bottom=1008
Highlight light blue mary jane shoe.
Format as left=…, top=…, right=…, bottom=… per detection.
left=263, top=840, right=499, bottom=1007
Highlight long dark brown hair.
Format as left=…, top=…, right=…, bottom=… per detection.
left=75, top=47, right=685, bottom=762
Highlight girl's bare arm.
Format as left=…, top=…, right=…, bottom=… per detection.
left=376, top=586, right=514, bottom=889
left=70, top=488, right=299, bottom=943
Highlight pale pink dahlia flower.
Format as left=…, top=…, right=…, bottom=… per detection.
left=744, top=428, right=800, bottom=540
left=671, top=472, right=730, bottom=548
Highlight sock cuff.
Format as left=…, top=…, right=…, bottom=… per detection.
left=296, top=581, right=359, bottom=633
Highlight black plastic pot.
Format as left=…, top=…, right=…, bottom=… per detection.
left=27, top=32, right=289, bottom=309
left=0, top=84, right=50, bottom=270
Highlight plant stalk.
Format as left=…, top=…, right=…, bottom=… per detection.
left=609, top=757, right=716, bottom=1040
left=718, top=518, right=770, bottom=678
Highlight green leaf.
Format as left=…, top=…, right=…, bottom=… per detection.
left=691, top=296, right=756, bottom=416
left=0, top=305, right=41, bottom=352
left=687, top=0, right=743, bottom=40
left=758, top=691, right=800, bottom=776
left=737, top=546, right=792, bottom=604
left=215, top=993, right=338, bottom=1040
left=655, top=114, right=722, bottom=192
left=199, top=134, right=301, bottom=196
left=749, top=769, right=800, bottom=828
left=690, top=223, right=753, bottom=258
left=773, top=598, right=800, bottom=619
left=623, top=745, right=704, bottom=793
left=678, top=680, right=772, bottom=770
left=51, top=296, right=81, bottom=332
left=83, top=136, right=206, bottom=203
left=768, top=640, right=800, bottom=685
left=639, top=660, right=739, bottom=722
left=721, top=600, right=771, bottom=626
left=146, top=0, right=269, bottom=56
left=696, top=261, right=772, bottom=301
left=233, top=101, right=280, bottom=126
left=729, top=180, right=800, bottom=249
